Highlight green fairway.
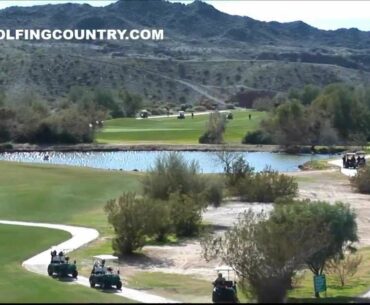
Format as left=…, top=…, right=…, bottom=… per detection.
left=96, top=110, right=266, bottom=144
left=0, top=224, right=132, bottom=303
left=0, top=161, right=141, bottom=233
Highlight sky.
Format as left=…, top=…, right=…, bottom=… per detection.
left=0, top=1, right=369, bottom=31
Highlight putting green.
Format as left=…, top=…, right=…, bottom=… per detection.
left=96, top=110, right=266, bottom=144
left=0, top=224, right=133, bottom=303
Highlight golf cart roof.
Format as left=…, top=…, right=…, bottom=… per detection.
left=345, top=152, right=356, bottom=156
left=93, top=255, right=119, bottom=261
left=356, top=151, right=366, bottom=155
left=215, top=265, right=234, bottom=272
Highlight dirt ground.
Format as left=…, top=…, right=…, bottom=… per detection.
left=119, top=167, right=370, bottom=281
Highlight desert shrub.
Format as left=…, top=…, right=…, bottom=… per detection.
left=168, top=192, right=206, bottom=237
left=204, top=176, right=225, bottom=207
left=142, top=152, right=206, bottom=200
left=325, top=252, right=362, bottom=287
left=350, top=165, right=370, bottom=194
left=242, top=130, right=273, bottom=145
left=193, top=105, right=207, bottom=112
left=105, top=193, right=172, bottom=255
left=0, top=143, right=13, bottom=151
left=239, top=168, right=298, bottom=202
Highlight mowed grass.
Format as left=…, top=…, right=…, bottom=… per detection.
left=288, top=247, right=370, bottom=300
left=0, top=225, right=133, bottom=303
left=96, top=110, right=266, bottom=144
left=127, top=272, right=211, bottom=303
left=0, top=161, right=141, bottom=233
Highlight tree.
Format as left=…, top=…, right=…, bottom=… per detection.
left=119, top=90, right=143, bottom=118
left=202, top=207, right=330, bottom=303
left=263, top=100, right=311, bottom=146
left=273, top=199, right=358, bottom=297
left=199, top=111, right=227, bottom=144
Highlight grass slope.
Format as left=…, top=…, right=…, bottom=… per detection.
left=0, top=161, right=141, bottom=233
left=96, top=110, right=266, bottom=144
left=0, top=224, right=132, bottom=303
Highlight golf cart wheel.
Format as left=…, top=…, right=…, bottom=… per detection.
left=47, top=267, right=53, bottom=276
left=90, top=280, right=95, bottom=288
left=117, top=281, right=122, bottom=290
left=72, top=270, right=78, bottom=279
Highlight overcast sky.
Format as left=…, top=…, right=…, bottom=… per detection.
left=0, top=1, right=369, bottom=31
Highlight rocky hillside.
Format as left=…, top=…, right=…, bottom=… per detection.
left=1, top=0, right=370, bottom=106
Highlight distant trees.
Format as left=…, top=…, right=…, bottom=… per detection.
left=0, top=85, right=144, bottom=145
left=261, top=83, right=370, bottom=146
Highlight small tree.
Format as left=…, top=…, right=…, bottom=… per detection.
left=325, top=252, right=362, bottom=287
left=272, top=199, right=358, bottom=297
left=199, top=111, right=227, bottom=144
left=202, top=208, right=330, bottom=303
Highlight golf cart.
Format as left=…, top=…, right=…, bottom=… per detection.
left=343, top=152, right=357, bottom=169
left=226, top=112, right=233, bottom=120
left=47, top=250, right=78, bottom=279
left=177, top=111, right=185, bottom=119
left=356, top=151, right=367, bottom=167
left=212, top=265, right=239, bottom=303
left=89, top=255, right=122, bottom=290
left=139, top=109, right=149, bottom=118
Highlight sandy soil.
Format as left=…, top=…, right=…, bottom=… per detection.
left=119, top=167, right=370, bottom=281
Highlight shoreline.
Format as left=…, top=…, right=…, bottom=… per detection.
left=0, top=143, right=351, bottom=153
left=1, top=143, right=282, bottom=153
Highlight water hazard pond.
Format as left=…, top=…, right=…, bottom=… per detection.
left=0, top=151, right=334, bottom=173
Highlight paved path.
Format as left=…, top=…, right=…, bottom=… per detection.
left=0, top=220, right=179, bottom=303
left=136, top=110, right=229, bottom=120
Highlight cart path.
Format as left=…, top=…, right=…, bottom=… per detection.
left=136, top=110, right=229, bottom=120
left=328, top=155, right=370, bottom=177
left=0, top=220, right=179, bottom=304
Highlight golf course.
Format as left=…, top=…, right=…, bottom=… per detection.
left=96, top=109, right=266, bottom=144
left=0, top=162, right=143, bottom=302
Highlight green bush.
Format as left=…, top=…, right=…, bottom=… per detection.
left=239, top=168, right=298, bottom=202
left=204, top=176, right=225, bottom=207
left=351, top=165, right=370, bottom=194
left=242, top=130, right=273, bottom=145
left=142, top=152, right=206, bottom=200
left=105, top=193, right=172, bottom=255
left=168, top=192, right=206, bottom=237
